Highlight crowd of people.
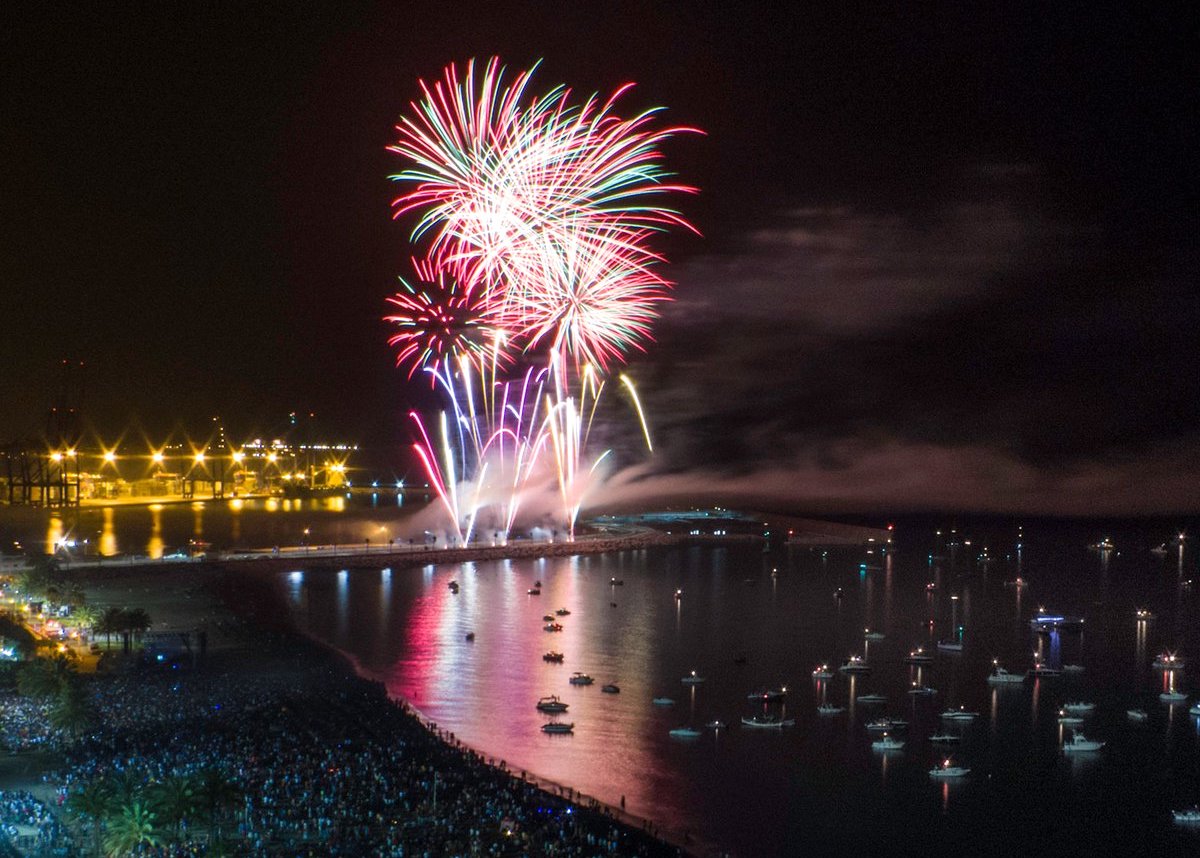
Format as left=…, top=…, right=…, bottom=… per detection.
left=0, top=791, right=70, bottom=855
left=6, top=636, right=685, bottom=857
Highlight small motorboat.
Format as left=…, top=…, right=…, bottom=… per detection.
left=908, top=684, right=937, bottom=696
left=1189, top=703, right=1200, bottom=716
left=601, top=684, right=620, bottom=694
left=674, top=588, right=683, bottom=600
left=464, top=632, right=475, bottom=641
left=929, top=761, right=970, bottom=778
left=747, top=688, right=788, bottom=703
left=542, top=722, right=574, bottom=734
left=1173, top=807, right=1200, bottom=824
left=941, top=708, right=979, bottom=721
left=903, top=647, right=934, bottom=665
left=987, top=663, right=1027, bottom=685
left=1062, top=664, right=1086, bottom=674
left=1135, top=609, right=1155, bottom=621
left=872, top=735, right=905, bottom=752
left=865, top=718, right=908, bottom=734
left=1029, top=662, right=1061, bottom=677
left=1057, top=710, right=1085, bottom=727
left=568, top=672, right=594, bottom=685
left=610, top=578, right=624, bottom=586
left=856, top=693, right=887, bottom=705
left=1062, top=701, right=1096, bottom=714
left=863, top=628, right=885, bottom=642
left=669, top=727, right=703, bottom=740
left=1062, top=732, right=1104, bottom=753
left=681, top=670, right=706, bottom=685
left=555, top=608, right=571, bottom=616
left=534, top=580, right=542, bottom=587
left=447, top=581, right=459, bottom=592
left=812, top=664, right=833, bottom=679
left=543, top=623, right=564, bottom=632
left=839, top=655, right=872, bottom=674
left=1004, top=577, right=1029, bottom=589
left=925, top=582, right=938, bottom=591
left=1160, top=691, right=1187, bottom=703
left=536, top=696, right=569, bottom=713
left=652, top=697, right=675, bottom=706
left=929, top=733, right=961, bottom=744
left=543, top=651, right=565, bottom=663
left=817, top=703, right=845, bottom=715
left=741, top=715, right=796, bottom=729
left=542, top=614, right=556, bottom=622
left=528, top=588, right=541, bottom=595
left=1153, top=653, right=1185, bottom=671
left=706, top=720, right=726, bottom=730
left=936, top=640, right=964, bottom=654
left=1127, top=709, right=1150, bottom=722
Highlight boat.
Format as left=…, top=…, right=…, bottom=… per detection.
left=1160, top=691, right=1187, bottom=703
left=1057, top=710, right=1084, bottom=727
left=747, top=688, right=788, bottom=703
left=528, top=588, right=541, bottom=595
left=669, top=727, right=703, bottom=740
left=681, top=670, right=706, bottom=685
left=903, top=647, right=933, bottom=665
left=941, top=708, right=979, bottom=721
left=929, top=760, right=970, bottom=778
left=610, top=578, right=624, bottom=586
left=706, top=720, right=726, bottom=730
left=1030, top=612, right=1085, bottom=632
left=929, top=733, right=961, bottom=744
left=936, top=640, right=964, bottom=653
left=1062, top=664, right=1086, bottom=674
left=987, top=663, right=1027, bottom=685
left=541, top=722, right=574, bottom=734
left=741, top=714, right=795, bottom=729
left=1127, top=709, right=1149, bottom=722
left=534, top=580, right=542, bottom=587
left=543, top=623, right=564, bottom=632
left=1062, top=701, right=1095, bottom=714
left=856, top=693, right=887, bottom=704
left=925, top=582, right=938, bottom=591
left=1004, top=577, right=1029, bottom=589
left=555, top=608, right=571, bottom=616
left=674, top=589, right=683, bottom=600
left=1153, top=652, right=1185, bottom=670
left=811, top=664, right=833, bottom=679
left=863, top=628, right=885, bottom=642
left=447, top=581, right=459, bottom=592
left=601, top=684, right=620, bottom=694
left=872, top=735, right=905, bottom=751
left=1062, top=732, right=1104, bottom=753
left=839, top=655, right=872, bottom=674
left=866, top=718, right=908, bottom=734
left=543, top=651, right=564, bottom=662
left=568, top=672, right=594, bottom=685
left=1029, top=662, right=1061, bottom=677
left=542, top=614, right=556, bottom=622
left=536, top=696, right=569, bottom=713
left=652, top=697, right=675, bottom=706
left=1173, top=807, right=1200, bottom=824
left=908, top=684, right=937, bottom=696
left=817, top=703, right=845, bottom=715
left=1135, top=609, right=1155, bottom=621
left=1189, top=703, right=1200, bottom=716
left=465, top=632, right=475, bottom=641
left=1088, top=537, right=1115, bottom=552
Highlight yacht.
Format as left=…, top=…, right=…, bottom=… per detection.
left=871, top=735, right=904, bottom=751
left=941, top=707, right=979, bottom=721
left=536, top=696, right=569, bottom=713
left=1062, top=701, right=1095, bottom=714
left=610, top=578, right=624, bottom=586
left=1057, top=710, right=1085, bottom=727
left=528, top=588, right=541, bottom=595
left=555, top=608, right=571, bottom=616
left=1173, top=807, right=1200, bottom=824
left=1126, top=709, right=1149, bottom=722
left=747, top=688, right=788, bottom=703
left=1153, top=652, right=1185, bottom=670
left=543, top=651, right=564, bottom=663
left=705, top=720, right=726, bottom=730
left=1062, top=732, right=1104, bottom=752
left=1030, top=612, right=1085, bottom=633
left=569, top=672, right=594, bottom=685
left=812, top=664, right=833, bottom=679
left=839, top=655, right=872, bottom=674
left=866, top=718, right=908, bottom=734
left=1029, top=662, right=1061, bottom=677
left=903, top=647, right=934, bottom=665
left=987, top=662, right=1027, bottom=685
left=542, top=615, right=556, bottom=622
left=817, top=703, right=845, bottom=715
left=741, top=714, right=795, bottom=729
left=856, top=693, right=887, bottom=705
left=1189, top=703, right=1200, bottom=716
left=863, top=628, right=886, bottom=642
left=541, top=722, right=574, bottom=734
left=908, top=684, right=937, bottom=696
left=929, top=733, right=961, bottom=744
left=936, top=640, right=964, bottom=653
left=929, top=761, right=970, bottom=778
left=652, top=697, right=675, bottom=706
left=601, top=683, right=620, bottom=694
left=1160, top=691, right=1187, bottom=703
left=669, top=727, right=703, bottom=740
left=543, top=623, right=564, bottom=632
left=681, top=670, right=706, bottom=685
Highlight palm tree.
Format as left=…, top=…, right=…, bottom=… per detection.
left=194, top=767, right=241, bottom=845
left=97, top=607, right=125, bottom=648
left=149, top=774, right=198, bottom=843
left=102, top=800, right=160, bottom=857
left=17, top=651, right=76, bottom=698
left=49, top=679, right=95, bottom=737
left=65, top=780, right=113, bottom=858
left=123, top=607, right=152, bottom=643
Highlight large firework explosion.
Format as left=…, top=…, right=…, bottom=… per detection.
left=386, top=57, right=697, bottom=541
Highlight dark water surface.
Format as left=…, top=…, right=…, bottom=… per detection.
left=276, top=518, right=1200, bottom=857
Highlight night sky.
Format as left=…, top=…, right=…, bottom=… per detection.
left=2, top=3, right=1196, bottom=513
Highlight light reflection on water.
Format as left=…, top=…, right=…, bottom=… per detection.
left=281, top=527, right=1200, bottom=857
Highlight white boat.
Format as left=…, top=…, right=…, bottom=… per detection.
left=1062, top=732, right=1104, bottom=752
left=1189, top=703, right=1200, bottom=716
left=747, top=688, right=788, bottom=703
left=908, top=684, right=937, bottom=696
left=669, top=727, right=702, bottom=740
left=741, top=715, right=795, bottom=729
left=811, top=664, right=833, bottom=679
left=1126, top=709, right=1149, bottom=722
left=681, top=670, right=706, bottom=685
left=1057, top=711, right=1084, bottom=727
left=706, top=720, right=726, bottom=730
left=1004, top=577, right=1029, bottom=589
left=1062, top=664, right=1086, bottom=674
left=1173, top=807, right=1200, bottom=824
left=817, top=703, right=845, bottom=715
left=542, top=722, right=574, bottom=734
left=866, top=718, right=908, bottom=734
left=569, top=672, right=595, bottom=685
left=903, top=647, right=934, bottom=665
left=863, top=628, right=885, bottom=641
left=1062, top=701, right=1095, bottom=714
left=929, top=733, right=961, bottom=744
left=872, top=736, right=905, bottom=751
left=536, top=696, right=569, bottom=713
left=936, top=640, right=964, bottom=653
left=941, top=708, right=979, bottom=721
left=929, top=761, right=970, bottom=778
left=1153, top=653, right=1185, bottom=670
left=652, top=697, right=675, bottom=706
left=1160, top=691, right=1187, bottom=703
left=1029, top=662, right=1061, bottom=677
left=839, top=656, right=872, bottom=674
left=856, top=693, right=887, bottom=704
left=987, top=664, right=1027, bottom=685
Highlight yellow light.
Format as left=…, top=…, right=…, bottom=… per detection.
left=66, top=449, right=76, bottom=457
left=103, top=451, right=116, bottom=463
left=267, top=453, right=277, bottom=463
left=194, top=452, right=206, bottom=463
left=232, top=451, right=244, bottom=463
left=152, top=451, right=165, bottom=463
left=50, top=452, right=63, bottom=463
